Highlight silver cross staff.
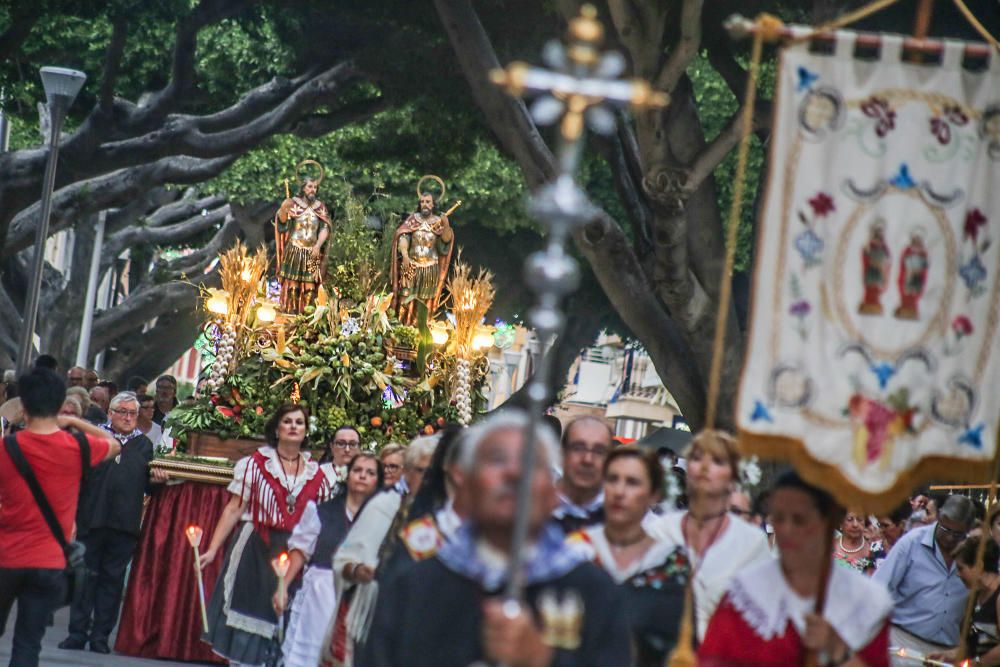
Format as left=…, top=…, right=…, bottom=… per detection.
left=491, top=1, right=668, bottom=620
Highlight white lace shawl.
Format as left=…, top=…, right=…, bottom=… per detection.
left=725, top=557, right=893, bottom=651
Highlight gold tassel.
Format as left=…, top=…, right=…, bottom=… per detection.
left=665, top=584, right=697, bottom=667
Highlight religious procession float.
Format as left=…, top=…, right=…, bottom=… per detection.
left=151, top=167, right=504, bottom=478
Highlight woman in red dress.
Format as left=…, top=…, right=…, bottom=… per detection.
left=699, top=472, right=892, bottom=667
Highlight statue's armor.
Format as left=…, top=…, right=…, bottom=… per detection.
left=410, top=220, right=442, bottom=267
left=289, top=208, right=320, bottom=248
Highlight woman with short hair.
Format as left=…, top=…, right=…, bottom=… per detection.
left=567, top=446, right=687, bottom=665
left=378, top=444, right=405, bottom=489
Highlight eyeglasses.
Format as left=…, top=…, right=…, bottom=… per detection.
left=729, top=507, right=751, bottom=517
left=936, top=523, right=968, bottom=540
left=333, top=440, right=360, bottom=450
left=383, top=463, right=402, bottom=473
left=111, top=409, right=138, bottom=417
left=565, top=443, right=610, bottom=458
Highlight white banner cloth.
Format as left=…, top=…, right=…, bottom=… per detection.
left=737, top=32, right=1000, bottom=508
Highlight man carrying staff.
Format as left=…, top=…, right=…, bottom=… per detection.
left=275, top=160, right=331, bottom=314
left=367, top=411, right=630, bottom=666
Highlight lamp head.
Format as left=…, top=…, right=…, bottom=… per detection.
left=39, top=67, right=87, bottom=106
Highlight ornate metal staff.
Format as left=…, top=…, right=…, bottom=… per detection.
left=490, top=3, right=667, bottom=608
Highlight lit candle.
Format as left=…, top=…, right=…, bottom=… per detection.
left=271, top=552, right=291, bottom=642
left=185, top=525, right=209, bottom=633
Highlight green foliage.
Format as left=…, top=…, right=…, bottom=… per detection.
left=688, top=53, right=776, bottom=271
left=166, top=302, right=471, bottom=451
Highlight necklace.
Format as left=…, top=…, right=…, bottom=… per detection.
left=278, top=455, right=302, bottom=514
left=682, top=510, right=728, bottom=560
left=605, top=530, right=647, bottom=550
left=838, top=535, right=866, bottom=554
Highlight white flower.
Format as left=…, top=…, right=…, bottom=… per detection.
left=334, top=465, right=348, bottom=483
left=739, top=456, right=762, bottom=488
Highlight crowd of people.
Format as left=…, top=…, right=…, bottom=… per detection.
left=3, top=359, right=1000, bottom=667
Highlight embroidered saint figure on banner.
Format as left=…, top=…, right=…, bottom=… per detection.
left=894, top=231, right=930, bottom=320
left=858, top=221, right=891, bottom=315
left=737, top=30, right=1000, bottom=511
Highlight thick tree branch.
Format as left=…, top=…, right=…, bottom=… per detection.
left=99, top=18, right=129, bottom=111
left=89, top=281, right=202, bottom=353
left=5, top=156, right=237, bottom=257
left=160, top=215, right=239, bottom=278
left=433, top=0, right=556, bottom=188
left=92, top=62, right=362, bottom=169
left=655, top=0, right=704, bottom=94
left=102, top=204, right=231, bottom=269
left=574, top=211, right=707, bottom=424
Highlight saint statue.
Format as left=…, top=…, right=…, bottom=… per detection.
left=894, top=231, right=929, bottom=320
left=858, top=220, right=891, bottom=316
left=390, top=176, right=456, bottom=326
left=274, top=160, right=331, bottom=314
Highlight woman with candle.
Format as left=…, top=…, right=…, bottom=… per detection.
left=699, top=472, right=893, bottom=666
left=567, top=446, right=688, bottom=666
left=275, top=452, right=382, bottom=667
left=645, top=430, right=771, bottom=641
left=199, top=405, right=340, bottom=667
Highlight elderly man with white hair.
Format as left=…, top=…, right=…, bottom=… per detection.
left=60, top=391, right=163, bottom=655
left=365, top=411, right=631, bottom=667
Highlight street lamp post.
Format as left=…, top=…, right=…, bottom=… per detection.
left=16, top=66, right=86, bottom=374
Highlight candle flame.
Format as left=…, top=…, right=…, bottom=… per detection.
left=271, top=552, right=291, bottom=577
left=185, top=525, right=203, bottom=548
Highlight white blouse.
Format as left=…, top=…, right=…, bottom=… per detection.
left=228, top=447, right=339, bottom=524
left=645, top=511, right=772, bottom=640
left=569, top=525, right=679, bottom=584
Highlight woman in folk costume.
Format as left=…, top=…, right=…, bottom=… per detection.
left=321, top=433, right=440, bottom=667
left=273, top=452, right=382, bottom=667
left=645, top=430, right=772, bottom=642
left=566, top=447, right=688, bottom=666
left=699, top=472, right=892, bottom=667
left=199, top=404, right=340, bottom=667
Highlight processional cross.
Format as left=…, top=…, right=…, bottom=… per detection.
left=489, top=0, right=668, bottom=613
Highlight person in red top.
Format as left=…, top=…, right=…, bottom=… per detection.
left=699, top=471, right=893, bottom=667
left=0, top=367, right=119, bottom=667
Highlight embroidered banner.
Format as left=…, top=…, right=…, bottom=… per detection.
left=737, top=32, right=1000, bottom=510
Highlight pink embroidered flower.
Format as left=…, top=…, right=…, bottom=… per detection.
left=808, top=192, right=835, bottom=217
left=952, top=315, right=974, bottom=338
left=964, top=208, right=987, bottom=243
left=931, top=116, right=951, bottom=145
left=944, top=104, right=969, bottom=126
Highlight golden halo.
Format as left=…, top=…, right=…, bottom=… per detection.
left=295, top=159, right=325, bottom=187
left=417, top=174, right=446, bottom=201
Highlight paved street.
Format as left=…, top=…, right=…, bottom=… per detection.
left=0, top=605, right=210, bottom=666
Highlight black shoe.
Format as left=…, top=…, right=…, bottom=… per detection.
left=58, top=637, right=86, bottom=650
left=89, top=639, right=111, bottom=654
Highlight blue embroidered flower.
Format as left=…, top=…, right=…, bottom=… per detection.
left=890, top=164, right=916, bottom=189
left=796, top=66, right=819, bottom=92
left=959, top=423, right=985, bottom=449
left=750, top=400, right=773, bottom=423
left=870, top=362, right=896, bottom=390
left=795, top=229, right=824, bottom=265
left=960, top=255, right=987, bottom=292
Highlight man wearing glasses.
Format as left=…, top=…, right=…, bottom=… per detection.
left=60, top=392, right=163, bottom=654
left=551, top=416, right=613, bottom=534
left=873, top=494, right=975, bottom=661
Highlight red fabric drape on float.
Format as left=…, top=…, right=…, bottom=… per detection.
left=115, top=481, right=230, bottom=664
